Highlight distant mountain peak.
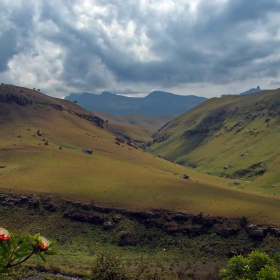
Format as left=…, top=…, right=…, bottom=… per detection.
left=239, top=86, right=262, bottom=95
left=65, top=91, right=207, bottom=116
left=221, top=86, right=262, bottom=97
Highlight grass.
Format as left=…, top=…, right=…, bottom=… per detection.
left=3, top=203, right=280, bottom=279
left=2, top=85, right=280, bottom=224
left=3, top=85, right=280, bottom=278
left=150, top=88, right=280, bottom=198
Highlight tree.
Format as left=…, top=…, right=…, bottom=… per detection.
left=220, top=251, right=280, bottom=280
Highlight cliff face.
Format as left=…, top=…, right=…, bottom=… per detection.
left=0, top=91, right=33, bottom=106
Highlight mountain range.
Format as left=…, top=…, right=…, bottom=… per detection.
left=65, top=91, right=207, bottom=116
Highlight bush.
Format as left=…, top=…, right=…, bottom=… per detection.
left=220, top=250, right=280, bottom=280
left=90, top=251, right=127, bottom=280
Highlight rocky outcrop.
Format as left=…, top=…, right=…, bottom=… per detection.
left=0, top=192, right=279, bottom=239
left=153, top=133, right=170, bottom=144
left=234, top=162, right=266, bottom=178
left=182, top=128, right=210, bottom=138
left=73, top=112, right=104, bottom=128
left=0, top=93, right=32, bottom=106
left=64, top=209, right=105, bottom=224
left=116, top=137, right=125, bottom=143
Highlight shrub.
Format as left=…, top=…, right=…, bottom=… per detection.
left=220, top=250, right=280, bottom=280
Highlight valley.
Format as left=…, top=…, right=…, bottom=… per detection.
left=1, top=84, right=280, bottom=279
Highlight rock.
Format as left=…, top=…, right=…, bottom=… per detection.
left=234, top=180, right=239, bottom=185
left=216, top=228, right=239, bottom=237
left=115, top=137, right=125, bottom=143
left=249, top=229, right=264, bottom=237
left=83, top=147, right=93, bottom=155
left=0, top=166, right=5, bottom=168
left=44, top=141, right=49, bottom=146
left=247, top=224, right=265, bottom=237
left=103, top=221, right=114, bottom=230
left=224, top=165, right=228, bottom=169
left=113, top=216, right=123, bottom=223
left=59, top=146, right=62, bottom=150
left=37, top=130, right=42, bottom=136
left=202, top=217, right=216, bottom=226
left=127, top=141, right=138, bottom=149
left=183, top=174, right=190, bottom=179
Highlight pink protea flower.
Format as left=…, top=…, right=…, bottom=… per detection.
left=39, top=236, right=50, bottom=251
left=0, top=227, right=10, bottom=241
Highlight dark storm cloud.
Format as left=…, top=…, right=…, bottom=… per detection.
left=0, top=1, right=34, bottom=72
left=1, top=0, right=280, bottom=97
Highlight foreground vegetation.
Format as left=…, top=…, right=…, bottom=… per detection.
left=1, top=199, right=280, bottom=279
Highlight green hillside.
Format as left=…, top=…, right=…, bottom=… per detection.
left=150, top=88, right=280, bottom=195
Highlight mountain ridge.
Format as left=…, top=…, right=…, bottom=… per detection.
left=65, top=91, right=207, bottom=116
left=149, top=88, right=280, bottom=193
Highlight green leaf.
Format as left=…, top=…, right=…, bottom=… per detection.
left=9, top=233, right=16, bottom=247
left=44, top=250, right=59, bottom=255
left=0, top=242, right=8, bottom=253
left=33, top=233, right=40, bottom=240
left=37, top=253, right=47, bottom=263
left=0, top=267, right=10, bottom=275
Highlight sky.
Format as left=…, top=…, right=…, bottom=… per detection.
left=1, top=0, right=280, bottom=99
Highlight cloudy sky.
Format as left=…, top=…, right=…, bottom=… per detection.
left=1, top=0, right=280, bottom=98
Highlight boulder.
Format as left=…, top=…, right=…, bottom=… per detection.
left=83, top=147, right=93, bottom=155
left=115, top=137, right=125, bottom=143
left=103, top=221, right=114, bottom=230
left=247, top=224, right=265, bottom=237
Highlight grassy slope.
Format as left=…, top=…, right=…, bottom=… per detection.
left=93, top=110, right=177, bottom=141
left=1, top=85, right=280, bottom=224
left=150, top=89, right=280, bottom=197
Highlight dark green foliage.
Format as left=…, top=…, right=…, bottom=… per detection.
left=90, top=251, right=127, bottom=280
left=89, top=252, right=165, bottom=280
